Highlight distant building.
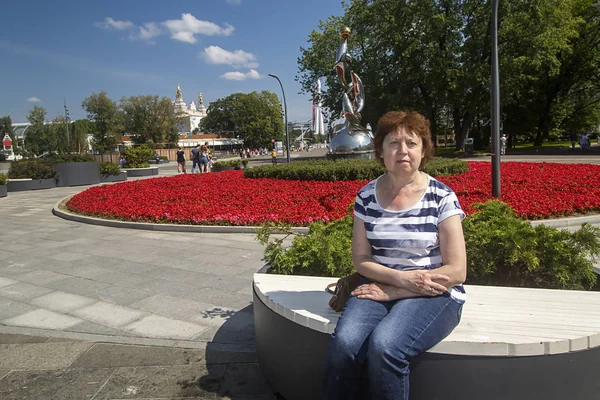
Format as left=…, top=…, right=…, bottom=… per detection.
left=173, top=84, right=207, bottom=134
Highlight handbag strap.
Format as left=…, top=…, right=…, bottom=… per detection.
left=326, top=282, right=338, bottom=295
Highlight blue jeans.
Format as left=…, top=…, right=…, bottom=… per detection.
left=191, top=159, right=200, bottom=172
left=323, top=293, right=462, bottom=400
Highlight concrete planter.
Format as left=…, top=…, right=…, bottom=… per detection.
left=0, top=184, right=6, bottom=198
left=7, top=178, right=56, bottom=192
left=125, top=167, right=159, bottom=177
left=100, top=172, right=127, bottom=183
left=55, top=161, right=101, bottom=187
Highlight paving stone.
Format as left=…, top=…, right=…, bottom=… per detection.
left=92, top=269, right=157, bottom=287
left=186, top=287, right=252, bottom=310
left=0, top=333, right=49, bottom=344
left=0, top=277, right=18, bottom=288
left=68, top=321, right=132, bottom=337
left=45, top=276, right=111, bottom=298
left=93, top=364, right=227, bottom=399
left=0, top=341, right=93, bottom=369
left=2, top=309, right=83, bottom=330
left=93, top=285, right=154, bottom=306
left=176, top=346, right=257, bottom=365
left=220, top=363, right=274, bottom=398
left=123, top=315, right=208, bottom=340
left=130, top=294, right=215, bottom=323
left=0, top=370, right=9, bottom=380
left=0, top=297, right=38, bottom=320
left=0, top=367, right=115, bottom=400
left=0, top=282, right=54, bottom=301
left=45, top=251, right=90, bottom=262
left=72, top=301, right=145, bottom=328
left=12, top=269, right=70, bottom=286
left=29, top=291, right=98, bottom=312
left=71, top=343, right=184, bottom=368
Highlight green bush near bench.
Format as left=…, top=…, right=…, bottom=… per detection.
left=122, top=145, right=153, bottom=168
left=100, top=162, right=122, bottom=176
left=257, top=201, right=600, bottom=291
left=244, top=158, right=468, bottom=181
left=8, top=161, right=59, bottom=180
left=0, top=173, right=7, bottom=185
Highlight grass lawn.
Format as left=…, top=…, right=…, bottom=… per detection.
left=435, top=139, right=594, bottom=157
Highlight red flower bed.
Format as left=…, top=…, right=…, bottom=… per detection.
left=439, top=162, right=600, bottom=218
left=67, top=170, right=364, bottom=226
left=67, top=162, right=600, bottom=226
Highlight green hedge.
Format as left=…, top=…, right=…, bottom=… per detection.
left=257, top=200, right=599, bottom=290
left=100, top=162, right=122, bottom=176
left=122, top=145, right=153, bottom=168
left=8, top=161, right=58, bottom=179
left=42, top=154, right=96, bottom=164
left=244, top=158, right=467, bottom=181
left=0, top=173, right=7, bottom=185
left=213, top=159, right=248, bottom=169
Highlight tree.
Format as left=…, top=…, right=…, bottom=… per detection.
left=0, top=116, right=13, bottom=142
left=200, top=91, right=284, bottom=148
left=81, top=91, right=123, bottom=153
left=70, top=119, right=92, bottom=153
left=24, top=105, right=48, bottom=155
left=120, top=95, right=180, bottom=148
left=297, top=0, right=600, bottom=149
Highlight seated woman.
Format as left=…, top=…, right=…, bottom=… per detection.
left=323, top=111, right=467, bottom=400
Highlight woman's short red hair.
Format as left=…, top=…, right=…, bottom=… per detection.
left=374, top=111, right=434, bottom=166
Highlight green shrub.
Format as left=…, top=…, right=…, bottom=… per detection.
left=122, top=145, right=153, bottom=168
left=214, top=159, right=242, bottom=168
left=159, top=156, right=168, bottom=161
left=100, top=162, right=122, bottom=176
left=244, top=158, right=467, bottom=181
left=0, top=173, right=7, bottom=185
left=257, top=200, right=599, bottom=290
left=463, top=200, right=599, bottom=290
left=256, top=215, right=355, bottom=277
left=43, top=154, right=96, bottom=164
left=8, top=161, right=58, bottom=179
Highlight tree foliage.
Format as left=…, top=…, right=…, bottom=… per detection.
left=297, top=0, right=600, bottom=149
left=24, top=105, right=49, bottom=155
left=81, top=91, right=123, bottom=153
left=200, top=91, right=284, bottom=148
left=120, top=95, right=180, bottom=148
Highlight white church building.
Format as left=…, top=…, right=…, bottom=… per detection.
left=173, top=84, right=207, bottom=135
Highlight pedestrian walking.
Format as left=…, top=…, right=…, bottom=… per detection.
left=500, top=134, right=507, bottom=155
left=191, top=144, right=201, bottom=173
left=177, top=146, right=186, bottom=174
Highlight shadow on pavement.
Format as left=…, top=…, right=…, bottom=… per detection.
left=176, top=304, right=277, bottom=399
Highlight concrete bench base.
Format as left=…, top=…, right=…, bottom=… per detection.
left=125, top=167, right=159, bottom=177
left=7, top=178, right=56, bottom=192
left=253, top=274, right=600, bottom=400
left=0, top=184, right=6, bottom=197
left=100, top=172, right=127, bottom=183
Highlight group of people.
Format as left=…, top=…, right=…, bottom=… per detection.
left=570, top=132, right=592, bottom=151
left=176, top=143, right=213, bottom=174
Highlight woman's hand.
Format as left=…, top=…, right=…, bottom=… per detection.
left=398, top=270, right=450, bottom=296
left=351, top=282, right=402, bottom=302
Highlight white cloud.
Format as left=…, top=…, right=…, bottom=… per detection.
left=226, top=0, right=242, bottom=4
left=129, top=22, right=162, bottom=42
left=202, top=46, right=258, bottom=68
left=94, top=17, right=134, bottom=30
left=220, top=69, right=262, bottom=81
left=163, top=13, right=235, bottom=43
left=27, top=97, right=41, bottom=103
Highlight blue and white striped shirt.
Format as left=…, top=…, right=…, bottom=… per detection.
left=354, top=174, right=466, bottom=303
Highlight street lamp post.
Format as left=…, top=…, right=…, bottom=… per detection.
left=491, top=0, right=501, bottom=197
left=64, top=99, right=71, bottom=153
left=268, top=74, right=291, bottom=163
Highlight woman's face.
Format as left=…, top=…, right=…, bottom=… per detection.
left=381, top=127, right=424, bottom=175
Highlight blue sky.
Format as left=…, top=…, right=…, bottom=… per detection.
left=0, top=0, right=344, bottom=124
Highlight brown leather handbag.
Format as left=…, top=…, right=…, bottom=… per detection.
left=326, top=273, right=363, bottom=312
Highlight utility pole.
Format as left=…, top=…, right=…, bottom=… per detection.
left=491, top=0, right=501, bottom=197
left=64, top=99, right=71, bottom=153
left=268, top=74, right=291, bottom=163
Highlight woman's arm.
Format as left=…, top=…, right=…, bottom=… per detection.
left=352, top=216, right=449, bottom=296
left=428, top=214, right=467, bottom=288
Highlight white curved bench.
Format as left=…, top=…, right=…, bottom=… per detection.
left=253, top=273, right=600, bottom=400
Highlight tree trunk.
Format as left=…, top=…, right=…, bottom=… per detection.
left=453, top=108, right=474, bottom=151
